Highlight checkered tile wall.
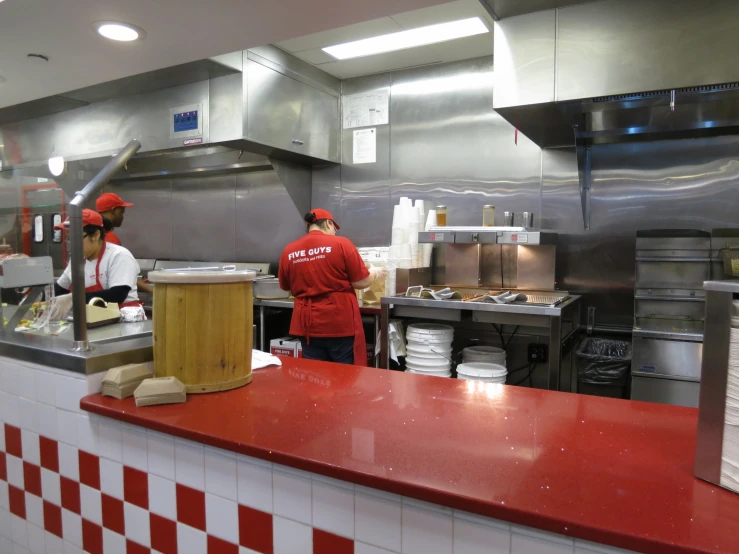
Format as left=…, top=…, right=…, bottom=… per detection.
left=0, top=357, right=636, bottom=554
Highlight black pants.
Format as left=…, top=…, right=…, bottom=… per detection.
left=299, top=336, right=355, bottom=365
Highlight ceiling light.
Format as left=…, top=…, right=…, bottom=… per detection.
left=94, top=21, right=146, bottom=42
left=48, top=156, right=66, bottom=177
left=323, top=17, right=489, bottom=60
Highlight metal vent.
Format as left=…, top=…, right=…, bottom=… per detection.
left=593, top=82, right=739, bottom=103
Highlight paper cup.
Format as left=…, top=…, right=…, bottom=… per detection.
left=425, top=210, right=437, bottom=231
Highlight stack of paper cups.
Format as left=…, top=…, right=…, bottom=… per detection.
left=414, top=201, right=426, bottom=267
left=399, top=243, right=413, bottom=269
left=391, top=205, right=408, bottom=246
left=423, top=209, right=437, bottom=267
left=385, top=259, right=398, bottom=297
left=408, top=206, right=419, bottom=268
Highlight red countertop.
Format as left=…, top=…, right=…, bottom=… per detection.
left=81, top=358, right=739, bottom=554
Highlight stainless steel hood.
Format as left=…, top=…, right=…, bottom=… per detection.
left=0, top=46, right=340, bottom=170
left=493, top=0, right=739, bottom=148
left=497, top=83, right=739, bottom=149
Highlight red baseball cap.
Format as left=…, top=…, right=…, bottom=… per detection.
left=54, top=209, right=104, bottom=230
left=309, top=208, right=340, bottom=229
left=96, top=192, right=134, bottom=213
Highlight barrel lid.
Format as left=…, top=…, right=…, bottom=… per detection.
left=149, top=267, right=257, bottom=284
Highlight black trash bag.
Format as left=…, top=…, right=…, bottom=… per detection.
left=576, top=338, right=632, bottom=385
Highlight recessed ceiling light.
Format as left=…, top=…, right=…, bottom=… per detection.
left=48, top=156, right=66, bottom=177
left=323, top=17, right=489, bottom=60
left=93, top=21, right=146, bottom=42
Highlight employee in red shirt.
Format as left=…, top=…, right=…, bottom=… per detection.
left=95, top=192, right=153, bottom=294
left=95, top=193, right=133, bottom=246
left=279, top=209, right=385, bottom=366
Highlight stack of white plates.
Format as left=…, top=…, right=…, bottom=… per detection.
left=456, top=362, right=507, bottom=384
left=405, top=323, right=454, bottom=378
left=462, top=346, right=506, bottom=367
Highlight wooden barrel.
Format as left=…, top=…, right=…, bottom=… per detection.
left=148, top=269, right=256, bottom=393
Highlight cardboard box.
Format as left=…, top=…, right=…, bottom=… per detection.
left=270, top=337, right=303, bottom=358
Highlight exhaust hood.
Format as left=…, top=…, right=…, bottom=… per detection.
left=0, top=46, right=340, bottom=170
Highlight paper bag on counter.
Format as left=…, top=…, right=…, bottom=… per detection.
left=87, top=298, right=121, bottom=325
left=101, top=362, right=154, bottom=399
left=134, top=377, right=186, bottom=407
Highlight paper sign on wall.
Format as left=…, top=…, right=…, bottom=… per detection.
left=343, top=91, right=389, bottom=129
left=353, top=128, right=376, bottom=164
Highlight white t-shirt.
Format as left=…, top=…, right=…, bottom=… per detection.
left=57, top=242, right=140, bottom=304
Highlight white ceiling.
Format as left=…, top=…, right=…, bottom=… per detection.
left=0, top=0, right=453, bottom=109
left=276, top=0, right=495, bottom=79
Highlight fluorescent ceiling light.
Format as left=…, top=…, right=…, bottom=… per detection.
left=323, top=17, right=489, bottom=60
left=94, top=21, right=146, bottom=42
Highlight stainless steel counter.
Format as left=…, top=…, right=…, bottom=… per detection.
left=380, top=294, right=582, bottom=391
left=0, top=321, right=153, bottom=375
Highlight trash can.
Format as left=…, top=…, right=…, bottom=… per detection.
left=576, top=338, right=632, bottom=399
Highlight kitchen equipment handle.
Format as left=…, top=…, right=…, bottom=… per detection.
left=292, top=139, right=305, bottom=145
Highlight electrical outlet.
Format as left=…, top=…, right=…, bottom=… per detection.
left=528, top=343, right=548, bottom=364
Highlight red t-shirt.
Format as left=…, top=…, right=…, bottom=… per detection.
left=105, top=230, right=122, bottom=246
left=278, top=231, right=370, bottom=338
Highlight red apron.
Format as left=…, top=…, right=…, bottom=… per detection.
left=295, top=290, right=367, bottom=367
left=86, top=242, right=140, bottom=308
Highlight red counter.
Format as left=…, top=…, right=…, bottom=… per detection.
left=81, top=358, right=739, bottom=554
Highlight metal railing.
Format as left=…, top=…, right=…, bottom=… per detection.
left=69, top=139, right=141, bottom=352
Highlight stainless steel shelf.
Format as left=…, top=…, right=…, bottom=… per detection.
left=381, top=294, right=580, bottom=317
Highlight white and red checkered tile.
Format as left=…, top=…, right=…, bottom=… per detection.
left=0, top=358, right=640, bottom=554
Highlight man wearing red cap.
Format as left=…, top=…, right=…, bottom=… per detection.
left=96, top=192, right=152, bottom=294
left=278, top=209, right=385, bottom=366
left=96, top=192, right=133, bottom=246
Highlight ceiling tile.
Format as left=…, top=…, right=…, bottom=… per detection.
left=277, top=17, right=402, bottom=53
left=390, top=0, right=495, bottom=29
left=317, top=46, right=443, bottom=79
left=427, top=33, right=494, bottom=63
left=293, top=49, right=337, bottom=65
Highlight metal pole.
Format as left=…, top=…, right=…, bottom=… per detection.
left=69, top=139, right=141, bottom=352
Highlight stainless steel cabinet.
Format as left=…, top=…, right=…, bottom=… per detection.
left=246, top=60, right=339, bottom=163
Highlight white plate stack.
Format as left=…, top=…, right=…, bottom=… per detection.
left=405, top=323, right=454, bottom=378
left=456, top=362, right=508, bottom=384
left=462, top=346, right=507, bottom=367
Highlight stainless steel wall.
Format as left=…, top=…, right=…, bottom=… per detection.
left=103, top=170, right=304, bottom=264
left=542, top=136, right=739, bottom=328
left=315, top=57, right=544, bottom=249
left=317, top=56, right=739, bottom=328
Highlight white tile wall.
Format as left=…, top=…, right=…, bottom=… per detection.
left=454, top=510, right=511, bottom=554
left=355, top=543, right=397, bottom=554
left=148, top=474, right=177, bottom=519
left=237, top=455, right=273, bottom=513
left=7, top=455, right=24, bottom=489
left=176, top=523, right=207, bottom=554
left=20, top=430, right=40, bottom=466
left=98, top=419, right=123, bottom=462
left=58, top=443, right=80, bottom=481
left=174, top=438, right=205, bottom=489
left=40, top=468, right=61, bottom=506
left=80, top=484, right=103, bottom=525
left=60, top=509, right=82, bottom=548
left=147, top=430, right=175, bottom=480
left=124, top=502, right=151, bottom=547
left=10, top=514, right=27, bottom=549
left=575, top=539, right=636, bottom=554
left=99, top=458, right=124, bottom=499
left=0, top=482, right=8, bottom=511
left=272, top=515, right=312, bottom=554
left=34, top=370, right=57, bottom=406
left=18, top=398, right=37, bottom=435
left=56, top=409, right=78, bottom=447
left=24, top=494, right=43, bottom=529
left=273, top=466, right=312, bottom=525
left=102, top=528, right=126, bottom=554
left=0, top=390, right=21, bottom=427
left=44, top=532, right=64, bottom=554
left=205, top=493, right=239, bottom=544
left=63, top=540, right=84, bottom=554
left=401, top=497, right=454, bottom=554
left=205, top=448, right=238, bottom=501
left=26, top=523, right=44, bottom=554
left=355, top=486, right=402, bottom=552
left=312, top=476, right=354, bottom=539
left=512, top=525, right=575, bottom=554
left=76, top=414, right=98, bottom=455
left=120, top=424, right=148, bottom=471
left=36, top=403, right=57, bottom=441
